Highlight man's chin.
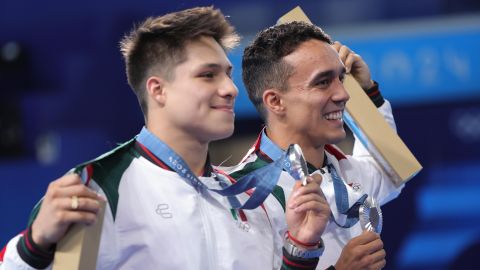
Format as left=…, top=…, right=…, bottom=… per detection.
left=326, top=132, right=347, bottom=145
left=209, top=127, right=234, bottom=142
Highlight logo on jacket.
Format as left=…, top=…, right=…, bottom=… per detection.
left=156, top=203, right=173, bottom=219
left=349, top=182, right=362, bottom=192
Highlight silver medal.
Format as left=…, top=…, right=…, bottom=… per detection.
left=286, top=144, right=309, bottom=186
left=359, top=196, right=383, bottom=234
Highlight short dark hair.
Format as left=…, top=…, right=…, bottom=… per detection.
left=120, top=6, right=239, bottom=116
left=242, top=21, right=332, bottom=120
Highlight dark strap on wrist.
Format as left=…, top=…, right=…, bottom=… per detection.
left=16, top=226, right=55, bottom=269
left=364, top=80, right=384, bottom=107
left=281, top=247, right=319, bottom=270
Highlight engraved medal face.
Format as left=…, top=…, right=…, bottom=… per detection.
left=359, top=197, right=383, bottom=234
left=286, top=144, right=309, bottom=186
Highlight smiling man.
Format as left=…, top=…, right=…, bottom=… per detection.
left=227, top=21, right=404, bottom=269
left=0, top=8, right=330, bottom=270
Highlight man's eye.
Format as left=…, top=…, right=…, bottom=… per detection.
left=200, top=72, right=215, bottom=78
left=317, top=79, right=330, bottom=87
left=339, top=74, right=345, bottom=83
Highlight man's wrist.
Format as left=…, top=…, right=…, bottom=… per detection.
left=284, top=232, right=324, bottom=259
left=361, top=79, right=375, bottom=91
left=31, top=224, right=54, bottom=251
left=16, top=226, right=55, bottom=269
left=286, top=231, right=320, bottom=249
left=364, top=80, right=385, bottom=107
left=281, top=246, right=320, bottom=270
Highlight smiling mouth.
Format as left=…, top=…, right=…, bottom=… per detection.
left=211, top=105, right=234, bottom=113
left=324, top=110, right=343, bottom=120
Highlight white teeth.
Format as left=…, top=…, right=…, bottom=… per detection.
left=324, top=111, right=343, bottom=120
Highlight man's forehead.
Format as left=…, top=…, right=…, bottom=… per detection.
left=180, top=37, right=232, bottom=68
left=285, top=40, right=338, bottom=62
left=284, top=40, right=343, bottom=75
left=185, top=36, right=224, bottom=55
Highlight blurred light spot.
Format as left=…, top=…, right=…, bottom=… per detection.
left=418, top=187, right=480, bottom=220
left=444, top=48, right=471, bottom=82
left=398, top=230, right=480, bottom=268
left=381, top=50, right=412, bottom=82
left=35, top=132, right=61, bottom=165
left=450, top=109, right=480, bottom=143
left=417, top=47, right=439, bottom=86
left=1, top=42, right=21, bottom=62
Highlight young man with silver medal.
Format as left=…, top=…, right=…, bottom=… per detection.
left=225, top=21, right=404, bottom=270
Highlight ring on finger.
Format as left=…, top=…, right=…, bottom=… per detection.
left=71, top=195, right=79, bottom=210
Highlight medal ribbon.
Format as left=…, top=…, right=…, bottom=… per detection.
left=257, top=130, right=367, bottom=228
left=137, top=127, right=283, bottom=209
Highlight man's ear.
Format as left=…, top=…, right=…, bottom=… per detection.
left=146, top=76, right=166, bottom=105
left=263, top=89, right=285, bottom=116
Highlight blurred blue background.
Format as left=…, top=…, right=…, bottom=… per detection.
left=1, top=1, right=479, bottom=269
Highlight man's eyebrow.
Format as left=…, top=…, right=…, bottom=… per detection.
left=308, top=70, right=334, bottom=86
left=308, top=67, right=346, bottom=86
left=198, top=63, right=233, bottom=72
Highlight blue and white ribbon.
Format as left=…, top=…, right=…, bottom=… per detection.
left=137, top=127, right=283, bottom=209
left=259, top=130, right=366, bottom=228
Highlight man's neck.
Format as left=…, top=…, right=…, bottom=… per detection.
left=146, top=123, right=209, bottom=177
left=265, top=125, right=326, bottom=169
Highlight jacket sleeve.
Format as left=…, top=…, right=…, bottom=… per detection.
left=0, top=164, right=117, bottom=270
left=0, top=196, right=53, bottom=270
left=0, top=234, right=52, bottom=270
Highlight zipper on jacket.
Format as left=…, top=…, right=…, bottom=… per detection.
left=197, top=188, right=218, bottom=270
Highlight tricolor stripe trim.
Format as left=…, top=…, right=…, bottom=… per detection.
left=0, top=245, right=5, bottom=262
left=16, top=227, right=54, bottom=269
left=0, top=230, right=24, bottom=262
left=325, top=144, right=346, bottom=161
left=281, top=247, right=319, bottom=270
left=135, top=142, right=172, bottom=171
left=282, top=256, right=317, bottom=269
left=85, top=164, right=94, bottom=186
